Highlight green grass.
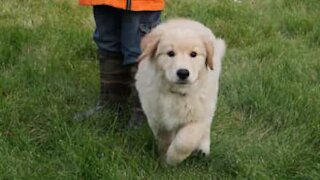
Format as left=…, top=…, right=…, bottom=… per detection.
left=1, top=0, right=319, bottom=179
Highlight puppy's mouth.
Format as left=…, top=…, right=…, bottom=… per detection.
left=175, top=80, right=190, bottom=85
left=170, top=80, right=193, bottom=96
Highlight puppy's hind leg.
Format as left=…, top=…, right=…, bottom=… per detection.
left=156, top=129, right=174, bottom=160
left=166, top=122, right=205, bottom=165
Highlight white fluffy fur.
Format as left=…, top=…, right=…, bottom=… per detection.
left=135, top=19, right=226, bottom=165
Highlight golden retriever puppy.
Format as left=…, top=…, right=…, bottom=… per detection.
left=135, top=19, right=226, bottom=165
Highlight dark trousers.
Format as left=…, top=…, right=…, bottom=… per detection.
left=93, top=5, right=161, bottom=65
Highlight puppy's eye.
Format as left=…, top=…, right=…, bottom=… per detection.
left=167, top=51, right=175, bottom=57
left=190, top=51, right=197, bottom=58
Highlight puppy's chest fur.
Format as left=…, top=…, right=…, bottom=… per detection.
left=151, top=90, right=209, bottom=130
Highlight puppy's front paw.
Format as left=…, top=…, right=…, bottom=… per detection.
left=198, top=139, right=210, bottom=156
left=194, top=149, right=210, bottom=157
left=166, top=146, right=186, bottom=166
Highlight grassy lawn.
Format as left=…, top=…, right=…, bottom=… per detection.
left=1, top=0, right=319, bottom=179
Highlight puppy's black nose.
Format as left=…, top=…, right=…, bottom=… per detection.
left=177, top=69, right=189, bottom=80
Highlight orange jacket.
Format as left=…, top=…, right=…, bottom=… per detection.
left=79, top=0, right=165, bottom=11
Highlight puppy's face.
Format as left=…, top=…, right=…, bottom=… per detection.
left=138, top=28, right=214, bottom=90
left=155, top=30, right=208, bottom=86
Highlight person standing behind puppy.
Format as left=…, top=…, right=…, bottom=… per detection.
left=78, top=0, right=164, bottom=125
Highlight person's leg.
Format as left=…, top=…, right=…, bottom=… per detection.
left=93, top=5, right=121, bottom=56
left=93, top=5, right=134, bottom=108
left=120, top=11, right=161, bottom=126
left=75, top=6, right=128, bottom=120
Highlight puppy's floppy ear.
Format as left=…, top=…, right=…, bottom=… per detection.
left=138, top=30, right=161, bottom=62
left=204, top=39, right=214, bottom=70
left=203, top=38, right=226, bottom=70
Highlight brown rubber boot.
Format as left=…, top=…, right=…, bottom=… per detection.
left=75, top=53, right=132, bottom=120
left=98, top=53, right=131, bottom=106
